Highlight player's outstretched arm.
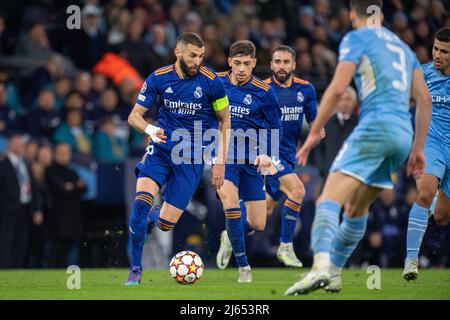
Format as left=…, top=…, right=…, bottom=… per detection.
left=211, top=106, right=231, bottom=190
left=128, top=103, right=167, bottom=144
left=296, top=61, right=355, bottom=165
left=407, top=68, right=432, bottom=177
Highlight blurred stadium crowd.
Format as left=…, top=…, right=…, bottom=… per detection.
left=0, top=0, right=449, bottom=269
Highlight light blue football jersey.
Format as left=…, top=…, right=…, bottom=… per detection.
left=422, top=62, right=450, bottom=146
left=339, top=26, right=421, bottom=133
left=330, top=26, right=421, bottom=189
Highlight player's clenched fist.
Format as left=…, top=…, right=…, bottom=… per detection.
left=211, top=163, right=225, bottom=190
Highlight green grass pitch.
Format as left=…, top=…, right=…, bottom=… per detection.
left=0, top=268, right=449, bottom=300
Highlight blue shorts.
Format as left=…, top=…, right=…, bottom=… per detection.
left=265, top=157, right=295, bottom=201
left=424, top=136, right=450, bottom=198
left=330, top=123, right=413, bottom=189
left=225, top=163, right=266, bottom=201
left=135, top=144, right=204, bottom=210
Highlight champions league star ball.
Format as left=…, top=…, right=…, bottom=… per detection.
left=169, top=251, right=205, bottom=284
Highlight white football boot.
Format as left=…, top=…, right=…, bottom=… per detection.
left=403, top=258, right=419, bottom=282
left=238, top=265, right=253, bottom=283
left=216, top=230, right=232, bottom=269
left=324, top=273, right=342, bottom=293
left=277, top=243, right=303, bottom=268
left=284, top=268, right=330, bottom=295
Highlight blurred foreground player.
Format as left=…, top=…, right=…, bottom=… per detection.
left=403, top=27, right=450, bottom=281
left=285, top=0, right=431, bottom=295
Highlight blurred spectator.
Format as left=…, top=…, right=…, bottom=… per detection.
left=98, top=88, right=128, bottom=121
left=193, top=0, right=219, bottom=25
left=182, top=11, right=203, bottom=34
left=74, top=72, right=97, bottom=111
left=415, top=20, right=432, bottom=48
left=120, top=20, right=162, bottom=78
left=36, top=143, right=53, bottom=169
left=392, top=11, right=409, bottom=36
left=314, top=86, right=358, bottom=179
left=21, top=54, right=66, bottom=110
left=139, top=0, right=166, bottom=28
left=24, top=139, right=38, bottom=163
left=313, top=0, right=330, bottom=28
left=328, top=7, right=351, bottom=51
left=105, top=0, right=128, bottom=29
left=92, top=73, right=108, bottom=97
left=118, top=78, right=139, bottom=113
left=15, top=22, right=53, bottom=63
left=28, top=161, right=49, bottom=267
left=202, top=24, right=228, bottom=71
left=165, top=2, right=188, bottom=49
left=53, top=77, right=72, bottom=111
left=0, top=15, right=15, bottom=55
left=53, top=109, right=92, bottom=157
left=68, top=4, right=107, bottom=70
left=296, top=6, right=316, bottom=40
left=428, top=0, right=447, bottom=32
left=94, top=116, right=129, bottom=163
left=107, top=8, right=131, bottom=46
left=415, top=45, right=431, bottom=64
left=64, top=91, right=85, bottom=112
left=27, top=89, right=61, bottom=140
left=45, top=143, right=86, bottom=267
left=230, top=0, right=260, bottom=26
left=148, top=24, right=171, bottom=65
left=36, top=143, right=53, bottom=170
left=0, top=82, right=20, bottom=135
left=232, top=23, right=251, bottom=43
left=402, top=28, right=416, bottom=48
left=309, top=42, right=336, bottom=97
left=294, top=36, right=310, bottom=54
left=0, top=134, right=41, bottom=268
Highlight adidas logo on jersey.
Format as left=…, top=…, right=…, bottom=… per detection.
left=165, top=87, right=173, bottom=94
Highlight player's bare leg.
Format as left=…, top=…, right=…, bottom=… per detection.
left=244, top=200, right=267, bottom=231
left=266, top=193, right=278, bottom=217
left=404, top=174, right=439, bottom=282
left=326, top=185, right=382, bottom=292
left=434, top=191, right=450, bottom=226
left=276, top=173, right=305, bottom=267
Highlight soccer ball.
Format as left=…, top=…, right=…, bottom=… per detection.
left=169, top=251, right=204, bottom=284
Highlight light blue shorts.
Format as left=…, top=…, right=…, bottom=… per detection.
left=424, top=135, right=450, bottom=197
left=330, top=123, right=413, bottom=189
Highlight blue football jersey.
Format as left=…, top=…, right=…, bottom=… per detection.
left=339, top=26, right=421, bottom=132
left=136, top=65, right=228, bottom=158
left=422, top=62, right=450, bottom=146
left=217, top=72, right=282, bottom=163
left=265, top=76, right=317, bottom=166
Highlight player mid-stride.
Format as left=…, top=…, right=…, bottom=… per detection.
left=215, top=40, right=282, bottom=282
left=285, top=0, right=431, bottom=295
left=216, top=45, right=324, bottom=270
left=403, top=27, right=450, bottom=282
left=264, top=46, right=325, bottom=267
left=125, top=32, right=230, bottom=285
